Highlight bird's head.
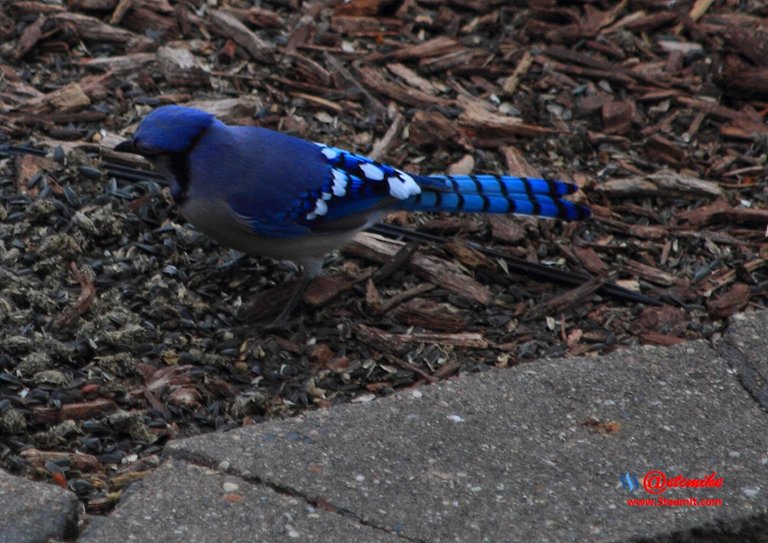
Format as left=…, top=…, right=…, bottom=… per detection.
left=115, top=106, right=216, bottom=156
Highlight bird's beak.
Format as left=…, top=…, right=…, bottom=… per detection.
left=114, top=139, right=137, bottom=154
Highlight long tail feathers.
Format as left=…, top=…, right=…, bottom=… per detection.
left=403, top=174, right=590, bottom=221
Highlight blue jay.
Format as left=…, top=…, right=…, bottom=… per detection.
left=115, top=106, right=590, bottom=317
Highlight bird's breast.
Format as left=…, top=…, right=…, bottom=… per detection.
left=177, top=197, right=363, bottom=265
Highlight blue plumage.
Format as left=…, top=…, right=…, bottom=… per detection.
left=130, top=106, right=215, bottom=153
left=403, top=174, right=586, bottom=220
left=115, top=105, right=590, bottom=278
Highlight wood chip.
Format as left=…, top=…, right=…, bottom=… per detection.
left=408, top=110, right=473, bottom=150
left=368, top=111, right=405, bottom=161
left=373, top=283, right=436, bottom=315
left=304, top=273, right=366, bottom=306
left=392, top=298, right=466, bottom=332
left=629, top=306, right=687, bottom=336
left=602, top=100, right=634, bottom=134
left=355, top=324, right=489, bottom=352
left=623, top=259, right=680, bottom=287
left=157, top=46, right=210, bottom=87
left=364, top=36, right=463, bottom=62
left=358, top=66, right=451, bottom=108
left=386, top=62, right=437, bottom=94
left=502, top=50, right=533, bottom=95
left=21, top=448, right=102, bottom=472
left=349, top=233, right=494, bottom=305
left=457, top=95, right=558, bottom=139
left=525, top=274, right=609, bottom=320
left=596, top=171, right=723, bottom=198
left=31, top=398, right=117, bottom=424
left=26, top=83, right=91, bottom=114
left=690, top=0, right=716, bottom=21
left=707, top=282, right=751, bottom=318
left=49, top=12, right=153, bottom=50
left=209, top=9, right=273, bottom=62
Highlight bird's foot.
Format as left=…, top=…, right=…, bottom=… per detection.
left=240, top=273, right=313, bottom=326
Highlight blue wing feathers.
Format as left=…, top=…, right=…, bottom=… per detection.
left=280, top=145, right=421, bottom=227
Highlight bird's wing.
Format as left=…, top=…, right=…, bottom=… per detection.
left=226, top=143, right=433, bottom=238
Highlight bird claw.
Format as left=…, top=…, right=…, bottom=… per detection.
left=239, top=273, right=313, bottom=326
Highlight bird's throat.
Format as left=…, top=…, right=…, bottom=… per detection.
left=167, top=152, right=191, bottom=205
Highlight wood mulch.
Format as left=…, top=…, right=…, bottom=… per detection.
left=1, top=0, right=767, bottom=523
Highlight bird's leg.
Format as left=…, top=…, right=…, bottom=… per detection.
left=266, top=259, right=324, bottom=326
left=268, top=272, right=313, bottom=326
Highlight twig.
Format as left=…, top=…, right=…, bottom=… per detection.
left=382, top=353, right=437, bottom=384
left=373, top=239, right=421, bottom=283
left=374, top=283, right=435, bottom=315
left=502, top=50, right=532, bottom=95
left=55, top=262, right=96, bottom=328
left=368, top=111, right=405, bottom=162
left=525, top=273, right=611, bottom=320
left=689, top=0, right=716, bottom=21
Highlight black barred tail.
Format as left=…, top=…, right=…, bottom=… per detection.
left=404, top=174, right=590, bottom=221
left=416, top=174, right=579, bottom=196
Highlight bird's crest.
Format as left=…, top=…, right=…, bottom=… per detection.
left=132, top=106, right=215, bottom=154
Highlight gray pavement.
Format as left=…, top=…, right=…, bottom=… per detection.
left=4, top=311, right=768, bottom=542
left=0, top=467, right=78, bottom=543
left=80, top=460, right=399, bottom=543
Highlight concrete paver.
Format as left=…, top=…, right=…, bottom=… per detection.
left=79, top=458, right=399, bottom=543
left=718, top=311, right=768, bottom=410
left=166, top=341, right=768, bottom=542
left=0, top=468, right=78, bottom=543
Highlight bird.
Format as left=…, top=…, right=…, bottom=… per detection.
left=115, top=105, right=590, bottom=320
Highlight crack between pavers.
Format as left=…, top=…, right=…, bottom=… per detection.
left=168, top=448, right=427, bottom=543
left=712, top=325, right=768, bottom=414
